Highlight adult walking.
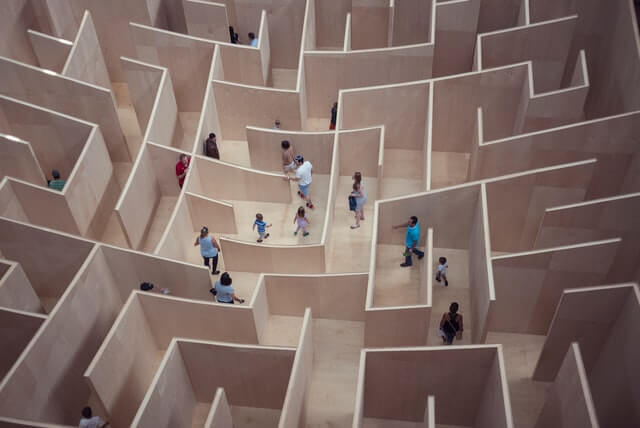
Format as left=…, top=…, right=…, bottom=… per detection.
left=194, top=226, right=220, bottom=275
left=329, top=102, right=337, bottom=130
left=350, top=172, right=366, bottom=229
left=203, top=133, right=220, bottom=159
left=286, top=155, right=314, bottom=209
left=392, top=216, right=424, bottom=267
left=439, top=302, right=463, bottom=345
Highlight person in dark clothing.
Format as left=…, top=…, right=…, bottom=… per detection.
left=229, top=26, right=239, bottom=44
left=329, top=102, right=338, bottom=130
left=203, top=133, right=220, bottom=159
left=439, top=302, right=463, bottom=345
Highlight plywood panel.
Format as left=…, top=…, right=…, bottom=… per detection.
left=185, top=192, right=237, bottom=234
left=479, top=16, right=577, bottom=92
left=391, top=0, right=433, bottom=46
left=489, top=239, right=622, bottom=336
left=132, top=342, right=196, bottom=428
left=220, top=237, right=325, bottom=273
left=0, top=94, right=93, bottom=180
left=246, top=127, right=334, bottom=173
left=342, top=82, right=429, bottom=150
left=184, top=0, right=229, bottom=41
left=0, top=0, right=38, bottom=64
left=27, top=29, right=72, bottom=73
left=130, top=23, right=215, bottom=112
left=179, top=339, right=295, bottom=408
left=155, top=195, right=194, bottom=263
left=0, top=57, right=129, bottom=162
left=362, top=347, right=510, bottom=426
left=0, top=308, right=46, bottom=380
left=364, top=306, right=431, bottom=347
left=432, top=64, right=527, bottom=153
left=121, top=57, right=164, bottom=135
left=433, top=0, right=480, bottom=77
left=264, top=274, right=367, bottom=320
left=0, top=181, right=28, bottom=222
left=62, top=11, right=112, bottom=91
left=212, top=81, right=302, bottom=140
left=534, top=343, right=599, bottom=428
left=0, top=246, right=122, bottom=424
left=0, top=262, right=43, bottom=313
left=64, top=128, right=113, bottom=235
left=191, top=156, right=291, bottom=202
left=304, top=45, right=433, bottom=117
left=315, top=0, right=350, bottom=48
left=205, top=389, right=233, bottom=428
left=218, top=44, right=265, bottom=86
left=351, top=0, right=389, bottom=50
left=477, top=0, right=521, bottom=32
left=147, top=72, right=184, bottom=148
left=338, top=128, right=382, bottom=177
left=0, top=137, right=45, bottom=185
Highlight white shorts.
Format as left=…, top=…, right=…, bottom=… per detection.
left=284, top=161, right=296, bottom=172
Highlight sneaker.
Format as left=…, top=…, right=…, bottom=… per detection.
left=303, top=231, right=310, bottom=236
left=350, top=224, right=360, bottom=229
left=264, top=233, right=270, bottom=239
left=306, top=202, right=314, bottom=209
left=257, top=239, right=263, bottom=243
left=400, top=263, right=411, bottom=267
left=435, top=277, right=441, bottom=282
left=211, top=270, right=220, bottom=275
left=297, top=190, right=305, bottom=199
left=445, top=280, right=449, bottom=286
left=418, top=253, right=424, bottom=260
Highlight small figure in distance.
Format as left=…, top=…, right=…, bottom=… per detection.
left=274, top=119, right=281, bottom=129
left=79, top=406, right=109, bottom=428
left=229, top=26, right=239, bottom=44
left=294, top=206, right=310, bottom=236
left=248, top=32, right=258, bottom=47
left=436, top=256, right=449, bottom=286
left=439, top=302, right=463, bottom=345
left=204, top=132, right=220, bottom=159
left=175, top=153, right=190, bottom=189
left=329, top=102, right=338, bottom=130
left=281, top=140, right=296, bottom=173
left=140, top=282, right=170, bottom=295
left=194, top=226, right=221, bottom=275
left=392, top=216, right=425, bottom=267
left=214, top=272, right=245, bottom=304
left=48, top=169, right=66, bottom=191
left=253, top=213, right=272, bottom=243
left=350, top=171, right=366, bottom=229
left=286, top=155, right=314, bottom=209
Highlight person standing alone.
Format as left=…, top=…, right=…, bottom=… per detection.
left=392, top=216, right=424, bottom=267
left=194, top=226, right=220, bottom=275
left=203, top=133, right=220, bottom=159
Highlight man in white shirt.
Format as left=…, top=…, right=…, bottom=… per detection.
left=286, top=155, right=314, bottom=209
left=79, top=407, right=108, bottom=428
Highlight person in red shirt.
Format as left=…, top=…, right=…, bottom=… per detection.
left=175, top=154, right=190, bottom=188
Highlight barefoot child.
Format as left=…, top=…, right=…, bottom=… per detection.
left=281, top=140, right=295, bottom=173
left=293, top=206, right=310, bottom=236
left=436, top=256, right=449, bottom=286
left=253, top=213, right=272, bottom=243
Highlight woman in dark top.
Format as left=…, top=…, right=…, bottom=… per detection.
left=329, top=102, right=337, bottom=130
left=440, top=302, right=463, bottom=345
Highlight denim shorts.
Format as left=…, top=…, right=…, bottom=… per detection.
left=299, top=183, right=310, bottom=196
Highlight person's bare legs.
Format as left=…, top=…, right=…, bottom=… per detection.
left=351, top=209, right=362, bottom=229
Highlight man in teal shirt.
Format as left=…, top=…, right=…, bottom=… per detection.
left=393, top=216, right=424, bottom=267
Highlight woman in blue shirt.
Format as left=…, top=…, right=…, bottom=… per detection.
left=214, top=272, right=245, bottom=304
left=392, top=216, right=425, bottom=267
left=194, top=226, right=221, bottom=275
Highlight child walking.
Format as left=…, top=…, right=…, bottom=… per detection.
left=253, top=213, right=272, bottom=242
left=436, top=256, right=449, bottom=286
left=294, top=206, right=310, bottom=236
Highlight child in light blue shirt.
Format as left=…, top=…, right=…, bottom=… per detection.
left=253, top=213, right=272, bottom=243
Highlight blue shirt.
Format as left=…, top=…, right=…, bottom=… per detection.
left=405, top=224, right=420, bottom=248
left=250, top=38, right=258, bottom=47
left=199, top=236, right=218, bottom=257
left=254, top=219, right=267, bottom=233
left=215, top=281, right=235, bottom=303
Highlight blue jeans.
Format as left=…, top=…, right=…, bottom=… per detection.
left=298, top=183, right=310, bottom=197
left=404, top=247, right=424, bottom=266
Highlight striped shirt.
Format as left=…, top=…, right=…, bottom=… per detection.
left=254, top=220, right=267, bottom=233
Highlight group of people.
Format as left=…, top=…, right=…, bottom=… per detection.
left=227, top=26, right=258, bottom=47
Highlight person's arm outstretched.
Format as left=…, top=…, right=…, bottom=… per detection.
left=194, top=236, right=200, bottom=246
left=392, top=221, right=410, bottom=230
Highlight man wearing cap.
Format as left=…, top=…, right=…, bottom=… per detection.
left=286, top=155, right=314, bottom=209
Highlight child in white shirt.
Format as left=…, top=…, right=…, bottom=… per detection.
left=436, top=256, right=449, bottom=286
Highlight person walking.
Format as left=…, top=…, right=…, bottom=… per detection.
left=213, top=272, right=245, bottom=304
left=329, top=102, right=337, bottom=130
left=48, top=169, right=66, bottom=191
left=439, top=302, right=463, bottom=345
left=194, top=226, right=220, bottom=275
left=392, top=216, right=424, bottom=267
left=286, top=155, right=314, bottom=209
left=248, top=32, right=258, bottom=46
left=436, top=256, right=449, bottom=286
left=293, top=206, right=310, bottom=236
left=175, top=153, right=190, bottom=188
left=350, top=172, right=366, bottom=229
left=78, top=406, right=109, bottom=428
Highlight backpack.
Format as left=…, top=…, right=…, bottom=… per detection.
left=348, top=195, right=357, bottom=211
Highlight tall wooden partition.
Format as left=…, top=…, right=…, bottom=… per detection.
left=0, top=260, right=42, bottom=313
left=0, top=307, right=46, bottom=380
left=26, top=29, right=72, bottom=73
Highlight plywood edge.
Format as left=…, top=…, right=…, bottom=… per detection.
left=545, top=191, right=640, bottom=213
left=129, top=21, right=216, bottom=46
left=343, top=12, right=352, bottom=51
left=365, top=202, right=379, bottom=308
left=426, top=227, right=433, bottom=307
left=0, top=135, right=48, bottom=184
left=305, top=41, right=435, bottom=55
left=480, top=184, right=496, bottom=301
left=296, top=0, right=315, bottom=92
left=477, top=13, right=578, bottom=39
left=424, top=82, right=434, bottom=190
left=0, top=416, right=73, bottom=427
left=570, top=343, right=600, bottom=428
left=62, top=126, right=102, bottom=193
left=320, top=132, right=340, bottom=245
left=153, top=191, right=189, bottom=255
left=426, top=395, right=435, bottom=428
left=0, top=305, right=48, bottom=320
left=26, top=29, right=73, bottom=46
left=480, top=157, right=597, bottom=186
left=203, top=387, right=231, bottom=428
left=351, top=349, right=367, bottom=428
left=495, top=344, right=515, bottom=428
left=212, top=78, right=299, bottom=94
left=491, top=237, right=622, bottom=262
left=98, top=242, right=209, bottom=272
left=278, top=307, right=313, bottom=428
